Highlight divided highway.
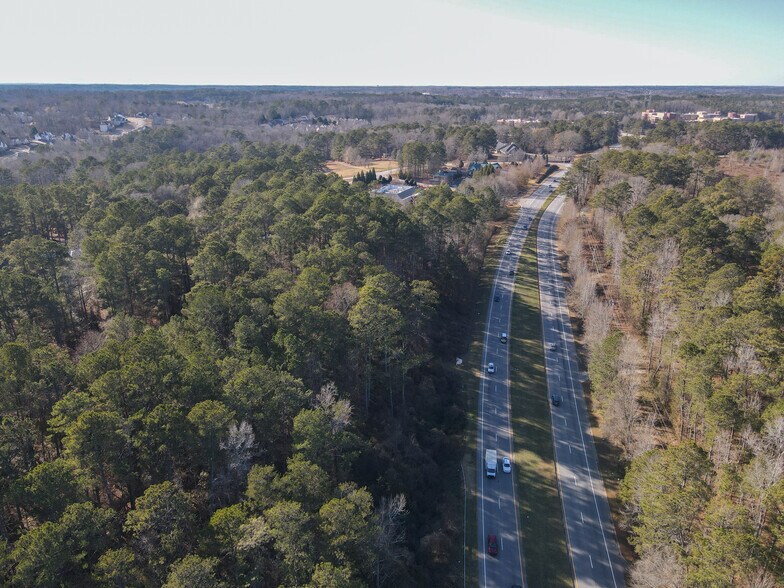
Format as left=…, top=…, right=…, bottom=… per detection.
left=476, top=179, right=554, bottom=588
left=537, top=195, right=626, bottom=588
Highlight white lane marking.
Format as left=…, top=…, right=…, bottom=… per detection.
left=574, top=475, right=578, bottom=486
left=581, top=512, right=584, bottom=524
left=501, top=536, right=504, bottom=551
left=543, top=198, right=621, bottom=588
left=569, top=444, right=572, bottom=454
left=589, top=554, right=594, bottom=569
left=498, top=496, right=501, bottom=509
left=479, top=197, right=544, bottom=588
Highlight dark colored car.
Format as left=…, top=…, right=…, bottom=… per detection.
left=508, top=270, right=515, bottom=276
left=551, top=394, right=562, bottom=406
left=494, top=295, right=500, bottom=302
left=487, top=534, right=498, bottom=557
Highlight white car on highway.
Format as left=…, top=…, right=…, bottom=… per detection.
left=487, top=362, right=496, bottom=374
left=502, top=456, right=512, bottom=474
left=546, top=341, right=557, bottom=351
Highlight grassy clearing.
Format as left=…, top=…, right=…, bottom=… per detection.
left=324, top=159, right=398, bottom=179
left=509, top=194, right=573, bottom=587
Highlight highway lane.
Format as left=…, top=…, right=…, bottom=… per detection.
left=537, top=195, right=626, bottom=588
left=476, top=179, right=555, bottom=588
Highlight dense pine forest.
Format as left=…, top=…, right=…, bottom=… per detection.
left=0, top=127, right=506, bottom=586
left=559, top=125, right=784, bottom=586
left=3, top=85, right=784, bottom=587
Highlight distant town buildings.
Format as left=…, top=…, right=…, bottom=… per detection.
left=641, top=109, right=678, bottom=123
left=496, top=118, right=541, bottom=126
left=642, top=109, right=758, bottom=123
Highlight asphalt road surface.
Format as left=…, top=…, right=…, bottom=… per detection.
left=476, top=179, right=556, bottom=588
left=537, top=195, right=627, bottom=588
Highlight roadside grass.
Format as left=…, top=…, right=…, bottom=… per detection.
left=509, top=194, right=573, bottom=587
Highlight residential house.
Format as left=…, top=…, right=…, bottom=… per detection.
left=495, top=142, right=519, bottom=156
left=434, top=168, right=463, bottom=185
left=372, top=183, right=419, bottom=203
left=466, top=161, right=485, bottom=176
left=33, top=131, right=55, bottom=143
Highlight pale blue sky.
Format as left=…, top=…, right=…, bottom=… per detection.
left=1, top=0, right=781, bottom=85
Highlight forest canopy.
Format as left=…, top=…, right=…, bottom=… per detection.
left=0, top=130, right=504, bottom=586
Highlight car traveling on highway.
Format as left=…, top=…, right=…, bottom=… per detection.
left=487, top=362, right=495, bottom=374
left=502, top=456, right=512, bottom=473
left=487, top=534, right=498, bottom=557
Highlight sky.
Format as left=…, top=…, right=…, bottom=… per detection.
left=1, top=0, right=782, bottom=86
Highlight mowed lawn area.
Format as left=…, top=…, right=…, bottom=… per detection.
left=509, top=194, right=573, bottom=587
left=324, top=159, right=398, bottom=180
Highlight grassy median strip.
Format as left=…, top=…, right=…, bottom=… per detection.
left=510, top=194, right=573, bottom=587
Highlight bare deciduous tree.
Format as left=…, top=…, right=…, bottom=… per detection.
left=741, top=569, right=778, bottom=588
left=605, top=373, right=640, bottom=456
left=569, top=273, right=597, bottom=318
left=375, top=494, right=408, bottom=587
left=326, top=282, right=359, bottom=315
left=585, top=300, right=614, bottom=351
left=317, top=382, right=353, bottom=434
left=629, top=545, right=686, bottom=588
left=628, top=176, right=651, bottom=207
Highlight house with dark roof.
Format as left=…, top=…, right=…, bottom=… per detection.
left=495, top=142, right=519, bottom=156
